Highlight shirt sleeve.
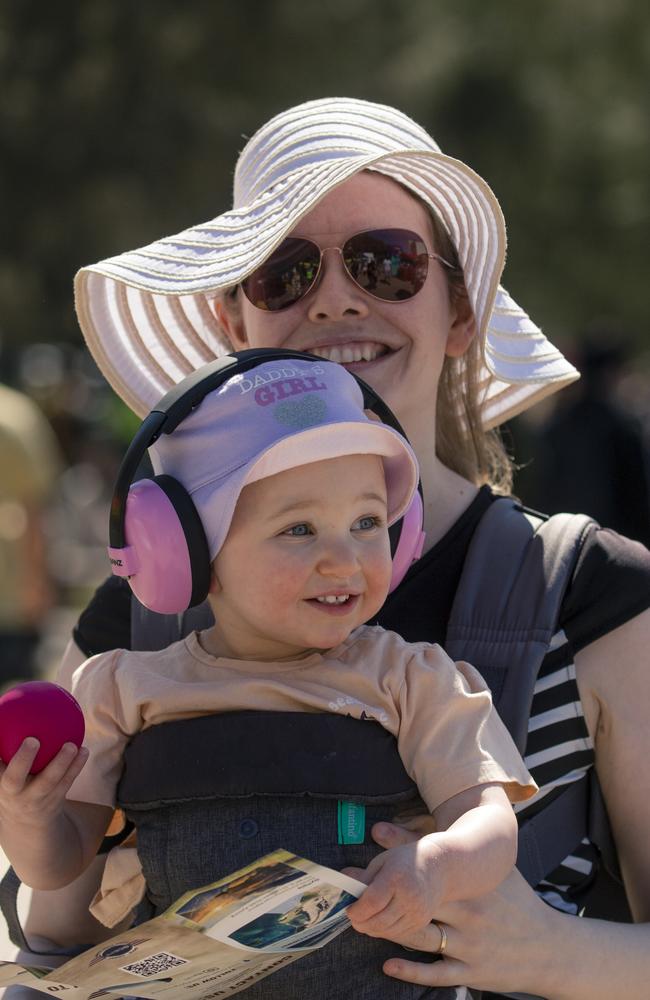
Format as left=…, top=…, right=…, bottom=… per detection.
left=67, top=649, right=142, bottom=808
left=396, top=644, right=538, bottom=811
left=560, top=525, right=650, bottom=654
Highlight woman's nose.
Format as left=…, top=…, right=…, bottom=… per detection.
left=306, top=248, right=371, bottom=323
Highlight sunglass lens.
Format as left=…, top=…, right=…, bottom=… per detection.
left=344, top=229, right=429, bottom=301
left=241, top=238, right=320, bottom=311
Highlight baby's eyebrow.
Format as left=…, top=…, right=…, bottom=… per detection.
left=356, top=491, right=388, bottom=506
left=271, top=491, right=387, bottom=519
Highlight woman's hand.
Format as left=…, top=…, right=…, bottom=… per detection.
left=367, top=821, right=555, bottom=997
left=344, top=784, right=518, bottom=939
left=371, top=821, right=650, bottom=1000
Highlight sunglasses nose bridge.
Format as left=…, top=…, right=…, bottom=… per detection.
left=312, top=244, right=349, bottom=288
left=319, top=244, right=360, bottom=289
left=318, top=245, right=344, bottom=266
left=303, top=244, right=371, bottom=316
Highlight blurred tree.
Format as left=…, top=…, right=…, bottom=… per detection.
left=0, top=0, right=648, bottom=364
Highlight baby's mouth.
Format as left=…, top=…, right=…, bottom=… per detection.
left=306, top=593, right=360, bottom=614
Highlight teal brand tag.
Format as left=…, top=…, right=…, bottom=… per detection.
left=337, top=801, right=366, bottom=845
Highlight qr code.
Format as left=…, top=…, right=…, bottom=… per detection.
left=120, top=951, right=188, bottom=978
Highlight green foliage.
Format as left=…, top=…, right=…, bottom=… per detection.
left=0, top=0, right=648, bottom=358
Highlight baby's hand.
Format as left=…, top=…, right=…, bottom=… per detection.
left=344, top=838, right=442, bottom=938
left=0, top=738, right=88, bottom=832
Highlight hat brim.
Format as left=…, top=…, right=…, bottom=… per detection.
left=193, top=420, right=419, bottom=561
left=75, top=151, right=578, bottom=426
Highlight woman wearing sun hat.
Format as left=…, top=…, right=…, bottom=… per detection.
left=17, top=97, right=650, bottom=997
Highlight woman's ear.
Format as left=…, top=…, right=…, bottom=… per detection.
left=212, top=290, right=250, bottom=351
left=445, top=293, right=477, bottom=359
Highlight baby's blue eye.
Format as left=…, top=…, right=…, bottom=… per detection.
left=283, top=523, right=312, bottom=537
left=354, top=515, right=381, bottom=531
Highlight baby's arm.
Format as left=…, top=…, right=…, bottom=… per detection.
left=0, top=736, right=113, bottom=890
left=346, top=782, right=516, bottom=937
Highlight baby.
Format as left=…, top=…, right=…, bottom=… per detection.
left=0, top=358, right=536, bottom=946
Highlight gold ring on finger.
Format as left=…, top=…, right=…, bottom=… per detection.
left=432, top=920, right=447, bottom=955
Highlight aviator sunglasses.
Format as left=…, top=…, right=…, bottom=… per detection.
left=241, top=228, right=454, bottom=312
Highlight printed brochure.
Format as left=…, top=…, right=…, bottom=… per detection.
left=0, top=850, right=365, bottom=1000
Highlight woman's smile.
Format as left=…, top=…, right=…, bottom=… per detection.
left=307, top=341, right=389, bottom=365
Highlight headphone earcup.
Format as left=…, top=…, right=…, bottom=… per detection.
left=388, top=491, right=425, bottom=593
left=122, top=476, right=211, bottom=614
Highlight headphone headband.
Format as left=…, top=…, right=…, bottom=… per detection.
left=155, top=349, right=407, bottom=436
left=109, top=348, right=425, bottom=612
left=110, top=349, right=412, bottom=549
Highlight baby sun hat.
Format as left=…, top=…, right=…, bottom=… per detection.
left=74, top=96, right=578, bottom=427
left=147, top=358, right=419, bottom=562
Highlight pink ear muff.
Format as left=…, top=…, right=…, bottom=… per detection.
left=110, top=479, right=424, bottom=610
left=388, top=491, right=425, bottom=593
left=108, top=479, right=195, bottom=614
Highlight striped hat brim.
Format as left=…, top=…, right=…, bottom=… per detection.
left=74, top=98, right=578, bottom=421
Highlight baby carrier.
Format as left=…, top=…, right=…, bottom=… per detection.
left=0, top=498, right=619, bottom=1000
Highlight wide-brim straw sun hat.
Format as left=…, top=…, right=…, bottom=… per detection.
left=74, top=97, right=578, bottom=426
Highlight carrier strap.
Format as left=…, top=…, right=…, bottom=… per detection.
left=516, top=774, right=589, bottom=887
left=446, top=497, right=594, bottom=755
left=516, top=768, right=619, bottom=888
left=446, top=498, right=619, bottom=886
left=0, top=866, right=40, bottom=955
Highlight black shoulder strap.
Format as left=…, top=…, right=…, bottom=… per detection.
left=445, top=497, right=616, bottom=886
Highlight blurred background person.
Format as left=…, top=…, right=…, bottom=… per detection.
left=512, top=320, right=650, bottom=547
left=0, top=377, right=61, bottom=687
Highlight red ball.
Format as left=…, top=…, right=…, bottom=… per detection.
left=0, top=681, right=85, bottom=774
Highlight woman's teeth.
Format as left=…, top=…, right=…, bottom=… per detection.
left=316, top=595, right=350, bottom=604
left=310, top=344, right=385, bottom=364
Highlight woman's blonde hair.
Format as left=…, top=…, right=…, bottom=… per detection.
left=428, top=209, right=514, bottom=494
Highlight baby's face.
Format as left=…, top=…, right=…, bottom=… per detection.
left=209, top=454, right=392, bottom=660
